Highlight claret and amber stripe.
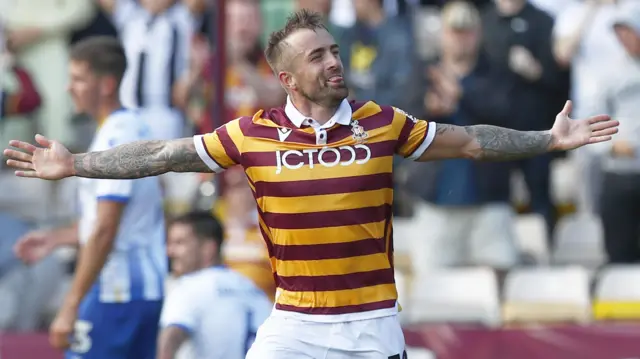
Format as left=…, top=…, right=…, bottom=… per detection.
left=198, top=100, right=432, bottom=317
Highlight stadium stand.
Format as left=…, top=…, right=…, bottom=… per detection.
left=409, top=267, right=501, bottom=326
left=593, top=265, right=640, bottom=321
left=502, top=266, right=591, bottom=324
left=552, top=214, right=606, bottom=267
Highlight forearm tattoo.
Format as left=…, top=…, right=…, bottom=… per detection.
left=73, top=138, right=213, bottom=179
left=439, top=124, right=552, bottom=161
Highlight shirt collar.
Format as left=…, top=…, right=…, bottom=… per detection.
left=284, top=96, right=352, bottom=128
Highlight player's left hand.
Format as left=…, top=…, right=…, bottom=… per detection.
left=549, top=100, right=619, bottom=151
left=49, top=306, right=77, bottom=350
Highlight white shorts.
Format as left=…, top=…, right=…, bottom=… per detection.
left=246, top=315, right=406, bottom=359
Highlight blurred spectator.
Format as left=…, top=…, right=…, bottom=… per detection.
left=98, top=0, right=200, bottom=214
left=481, top=0, right=567, bottom=238
left=340, top=0, right=417, bottom=107
left=182, top=0, right=283, bottom=222
left=70, top=7, right=118, bottom=45
left=97, top=0, right=193, bottom=140
left=186, top=0, right=284, bottom=135
left=0, top=0, right=95, bottom=147
left=588, top=2, right=640, bottom=264
left=553, top=0, right=627, bottom=213
left=528, top=0, right=574, bottom=18
left=296, top=0, right=344, bottom=36
left=214, top=167, right=276, bottom=301
left=408, top=1, right=518, bottom=273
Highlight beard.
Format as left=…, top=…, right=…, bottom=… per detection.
left=298, top=81, right=349, bottom=108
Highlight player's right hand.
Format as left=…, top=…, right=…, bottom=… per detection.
left=4, top=134, right=74, bottom=180
left=14, top=230, right=57, bottom=265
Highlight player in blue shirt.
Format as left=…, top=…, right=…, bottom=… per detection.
left=13, top=36, right=166, bottom=359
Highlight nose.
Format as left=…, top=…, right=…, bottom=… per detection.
left=325, top=53, right=341, bottom=72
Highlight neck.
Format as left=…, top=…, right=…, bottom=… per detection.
left=93, top=97, right=122, bottom=125
left=204, top=257, right=220, bottom=269
left=289, top=94, right=341, bottom=125
left=362, top=8, right=385, bottom=27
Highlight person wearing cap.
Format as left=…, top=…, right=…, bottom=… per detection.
left=588, top=1, right=640, bottom=264
left=402, top=0, right=519, bottom=273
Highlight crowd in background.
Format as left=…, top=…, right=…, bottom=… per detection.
left=0, top=0, right=639, bottom=334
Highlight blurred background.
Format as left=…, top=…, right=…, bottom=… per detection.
left=1, top=0, right=640, bottom=358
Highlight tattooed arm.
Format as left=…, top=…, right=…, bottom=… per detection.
left=418, top=123, right=554, bottom=162
left=74, top=137, right=213, bottom=179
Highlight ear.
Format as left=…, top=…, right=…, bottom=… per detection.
left=100, top=76, right=117, bottom=97
left=201, top=239, right=218, bottom=262
left=278, top=71, right=297, bottom=92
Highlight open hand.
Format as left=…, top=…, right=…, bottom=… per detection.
left=4, top=134, right=74, bottom=180
left=14, top=230, right=56, bottom=265
left=550, top=101, right=619, bottom=151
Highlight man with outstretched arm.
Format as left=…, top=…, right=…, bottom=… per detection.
left=5, top=10, right=617, bottom=359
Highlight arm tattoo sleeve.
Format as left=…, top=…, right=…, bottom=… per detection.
left=73, top=138, right=213, bottom=179
left=462, top=124, right=553, bottom=161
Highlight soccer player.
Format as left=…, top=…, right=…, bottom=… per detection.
left=5, top=10, right=618, bottom=358
left=160, top=211, right=272, bottom=359
left=11, top=36, right=166, bottom=359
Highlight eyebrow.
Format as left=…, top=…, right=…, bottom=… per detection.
left=306, top=44, right=340, bottom=58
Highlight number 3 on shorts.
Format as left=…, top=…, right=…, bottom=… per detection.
left=71, top=320, right=93, bottom=354
left=388, top=350, right=408, bottom=359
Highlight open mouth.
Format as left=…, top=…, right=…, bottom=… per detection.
left=327, top=75, right=344, bottom=84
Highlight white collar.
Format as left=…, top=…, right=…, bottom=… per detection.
left=284, top=96, right=352, bottom=128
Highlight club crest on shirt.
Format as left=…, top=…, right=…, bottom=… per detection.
left=350, top=120, right=368, bottom=144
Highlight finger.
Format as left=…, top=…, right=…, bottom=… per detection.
left=592, top=127, right=619, bottom=137
left=35, top=134, right=53, bottom=148
left=7, top=140, right=37, bottom=153
left=6, top=159, right=34, bottom=170
left=587, top=115, right=613, bottom=124
left=14, top=170, right=40, bottom=178
left=589, top=136, right=613, bottom=144
left=560, top=100, right=572, bottom=116
left=2, top=148, right=32, bottom=162
left=590, top=119, right=619, bottom=130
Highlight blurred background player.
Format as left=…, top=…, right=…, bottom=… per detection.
left=97, top=0, right=199, bottom=215
left=12, top=36, right=166, bottom=359
left=160, top=211, right=272, bottom=359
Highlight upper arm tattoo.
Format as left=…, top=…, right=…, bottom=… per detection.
left=464, top=125, right=552, bottom=161
left=73, top=138, right=213, bottom=179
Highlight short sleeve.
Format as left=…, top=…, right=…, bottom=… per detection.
left=160, top=279, right=199, bottom=333
left=193, top=118, right=245, bottom=173
left=391, top=107, right=436, bottom=161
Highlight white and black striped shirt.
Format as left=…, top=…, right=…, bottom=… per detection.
left=112, top=0, right=195, bottom=109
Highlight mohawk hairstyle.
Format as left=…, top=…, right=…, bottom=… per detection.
left=264, top=9, right=327, bottom=72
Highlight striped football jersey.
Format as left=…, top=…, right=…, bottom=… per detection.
left=193, top=98, right=436, bottom=322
